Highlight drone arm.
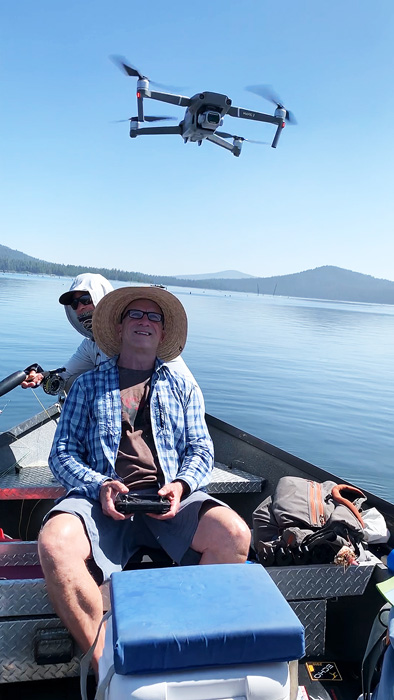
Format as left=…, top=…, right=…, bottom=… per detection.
left=228, top=105, right=281, bottom=126
left=140, top=89, right=191, bottom=108
left=206, top=133, right=241, bottom=157
left=130, top=125, right=182, bottom=138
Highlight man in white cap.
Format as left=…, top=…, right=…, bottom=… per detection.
left=38, top=286, right=251, bottom=674
left=21, top=273, right=113, bottom=391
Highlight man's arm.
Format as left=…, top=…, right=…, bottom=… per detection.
left=21, top=339, right=100, bottom=391
left=167, top=355, right=198, bottom=384
left=61, top=339, right=104, bottom=391
left=155, top=383, right=213, bottom=518
left=173, top=383, right=214, bottom=493
left=49, top=378, right=113, bottom=500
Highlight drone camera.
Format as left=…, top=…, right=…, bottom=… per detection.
left=197, top=111, right=223, bottom=130
left=207, top=112, right=220, bottom=124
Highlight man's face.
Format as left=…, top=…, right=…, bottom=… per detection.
left=118, top=299, right=165, bottom=354
left=70, top=291, right=95, bottom=319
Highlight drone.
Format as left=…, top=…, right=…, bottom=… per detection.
left=112, top=57, right=296, bottom=157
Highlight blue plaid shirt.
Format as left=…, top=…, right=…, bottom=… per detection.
left=49, top=357, right=214, bottom=500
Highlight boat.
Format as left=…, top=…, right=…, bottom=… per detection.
left=1, top=402, right=393, bottom=699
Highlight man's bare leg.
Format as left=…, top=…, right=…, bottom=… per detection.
left=191, top=505, right=251, bottom=564
left=38, top=513, right=105, bottom=674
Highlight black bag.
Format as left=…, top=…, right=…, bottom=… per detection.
left=253, top=476, right=367, bottom=566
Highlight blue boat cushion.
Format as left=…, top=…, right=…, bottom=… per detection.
left=110, top=563, right=305, bottom=675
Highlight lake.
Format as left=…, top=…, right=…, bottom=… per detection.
left=1, top=272, right=394, bottom=502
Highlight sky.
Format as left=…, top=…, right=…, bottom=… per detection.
left=1, top=1, right=394, bottom=280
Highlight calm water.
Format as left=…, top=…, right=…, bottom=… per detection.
left=2, top=273, right=394, bottom=502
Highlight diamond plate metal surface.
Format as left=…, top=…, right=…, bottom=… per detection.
left=290, top=600, right=326, bottom=657
left=0, top=618, right=80, bottom=683
left=206, top=462, right=263, bottom=493
left=0, top=579, right=54, bottom=616
left=0, top=460, right=263, bottom=499
left=268, top=563, right=375, bottom=600
left=0, top=574, right=110, bottom=683
left=0, top=541, right=40, bottom=567
left=0, top=465, right=65, bottom=500
left=1, top=576, right=110, bottom=618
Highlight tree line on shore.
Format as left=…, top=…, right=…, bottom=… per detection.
left=2, top=244, right=394, bottom=304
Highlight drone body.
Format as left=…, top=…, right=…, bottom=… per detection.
left=113, top=58, right=296, bottom=157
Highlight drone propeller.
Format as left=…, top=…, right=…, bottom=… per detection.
left=112, top=115, right=176, bottom=123
left=111, top=55, right=146, bottom=79
left=110, top=55, right=184, bottom=91
left=216, top=131, right=269, bottom=145
left=246, top=84, right=297, bottom=124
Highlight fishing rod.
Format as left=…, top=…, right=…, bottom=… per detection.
left=0, top=364, right=66, bottom=397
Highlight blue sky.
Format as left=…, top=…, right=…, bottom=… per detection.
left=1, top=1, right=393, bottom=279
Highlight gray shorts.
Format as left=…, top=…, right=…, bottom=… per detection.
left=44, top=489, right=227, bottom=582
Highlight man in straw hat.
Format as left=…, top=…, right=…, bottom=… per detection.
left=38, top=286, right=251, bottom=673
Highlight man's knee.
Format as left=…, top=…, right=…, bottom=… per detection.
left=194, top=506, right=251, bottom=560
left=38, top=512, right=91, bottom=565
left=224, top=512, right=251, bottom=554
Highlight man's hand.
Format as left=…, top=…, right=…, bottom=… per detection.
left=99, top=480, right=129, bottom=520
left=152, top=480, right=189, bottom=520
left=21, top=370, right=44, bottom=389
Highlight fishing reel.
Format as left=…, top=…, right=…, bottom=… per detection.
left=42, top=368, right=66, bottom=396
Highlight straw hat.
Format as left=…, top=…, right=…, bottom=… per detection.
left=92, top=286, right=187, bottom=361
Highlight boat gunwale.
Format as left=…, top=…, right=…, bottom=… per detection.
left=206, top=412, right=394, bottom=524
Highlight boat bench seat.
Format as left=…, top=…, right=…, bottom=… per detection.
left=0, top=461, right=264, bottom=500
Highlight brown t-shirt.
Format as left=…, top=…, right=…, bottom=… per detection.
left=115, top=366, right=164, bottom=489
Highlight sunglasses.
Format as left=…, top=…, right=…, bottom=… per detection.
left=121, top=309, right=164, bottom=323
left=70, top=294, right=93, bottom=311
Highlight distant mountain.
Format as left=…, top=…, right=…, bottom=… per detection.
left=175, top=270, right=255, bottom=280
left=192, top=266, right=394, bottom=304
left=0, top=244, right=42, bottom=262
left=2, top=244, right=394, bottom=305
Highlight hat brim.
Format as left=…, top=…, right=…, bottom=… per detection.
left=59, top=291, right=76, bottom=305
left=92, top=287, right=187, bottom=362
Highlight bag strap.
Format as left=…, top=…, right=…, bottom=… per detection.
left=361, top=603, right=391, bottom=700
left=80, top=609, right=112, bottom=700
left=95, top=662, right=116, bottom=700
left=331, top=484, right=366, bottom=527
